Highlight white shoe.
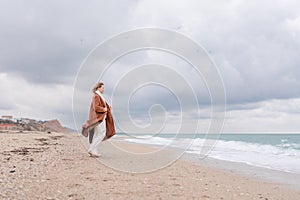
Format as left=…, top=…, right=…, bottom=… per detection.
left=88, top=150, right=101, bottom=157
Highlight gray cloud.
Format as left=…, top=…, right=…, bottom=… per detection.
left=0, top=0, right=136, bottom=84
left=130, top=0, right=300, bottom=103
left=1, top=0, right=300, bottom=132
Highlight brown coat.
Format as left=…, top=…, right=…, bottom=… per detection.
left=82, top=93, right=115, bottom=139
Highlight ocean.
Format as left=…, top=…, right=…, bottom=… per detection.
left=118, top=133, right=300, bottom=175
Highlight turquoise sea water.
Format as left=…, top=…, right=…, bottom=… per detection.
left=118, top=133, right=300, bottom=174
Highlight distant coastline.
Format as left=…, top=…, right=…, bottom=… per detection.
left=0, top=116, right=73, bottom=133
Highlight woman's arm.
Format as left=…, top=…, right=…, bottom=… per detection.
left=92, top=95, right=107, bottom=113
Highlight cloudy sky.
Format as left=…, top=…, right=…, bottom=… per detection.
left=1, top=0, right=300, bottom=133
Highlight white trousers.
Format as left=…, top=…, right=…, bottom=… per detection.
left=88, top=121, right=106, bottom=154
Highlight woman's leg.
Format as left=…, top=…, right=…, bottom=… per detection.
left=89, top=128, right=94, bottom=144
left=88, top=122, right=106, bottom=156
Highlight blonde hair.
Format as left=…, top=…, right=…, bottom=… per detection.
left=92, top=82, right=104, bottom=93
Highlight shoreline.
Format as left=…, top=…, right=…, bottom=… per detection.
left=114, top=136, right=300, bottom=190
left=182, top=152, right=300, bottom=191
left=1, top=131, right=300, bottom=199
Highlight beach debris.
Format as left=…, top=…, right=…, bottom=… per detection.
left=10, top=147, right=30, bottom=155
left=9, top=166, right=16, bottom=173
left=202, top=194, right=210, bottom=199
left=35, top=138, right=49, bottom=145
left=6, top=147, right=48, bottom=155
left=67, top=193, right=78, bottom=198
left=49, top=135, right=64, bottom=140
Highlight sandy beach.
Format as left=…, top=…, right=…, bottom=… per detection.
left=1, top=131, right=300, bottom=200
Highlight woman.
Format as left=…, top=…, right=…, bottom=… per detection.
left=82, top=82, right=115, bottom=157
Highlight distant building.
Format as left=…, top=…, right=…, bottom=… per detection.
left=0, top=123, right=17, bottom=130
left=1, top=115, right=13, bottom=119
left=1, top=115, right=17, bottom=123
